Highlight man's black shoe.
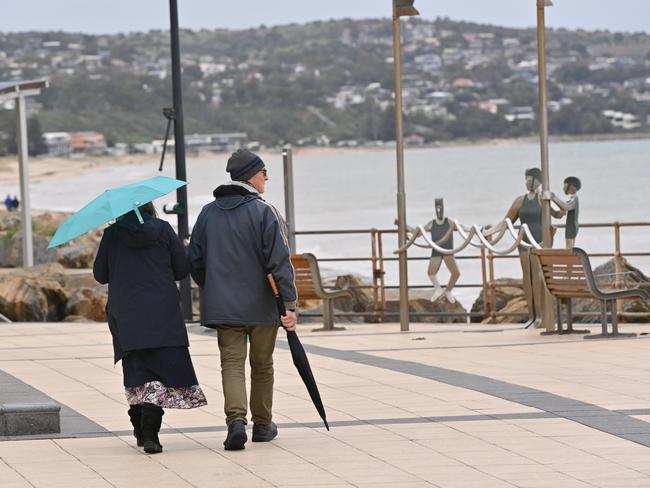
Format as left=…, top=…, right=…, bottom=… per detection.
left=224, top=420, right=247, bottom=450
left=252, top=422, right=278, bottom=442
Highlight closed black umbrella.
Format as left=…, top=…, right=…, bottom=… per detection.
left=267, top=273, right=330, bottom=430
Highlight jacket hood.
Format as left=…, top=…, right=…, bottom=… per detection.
left=113, top=212, right=162, bottom=248
left=213, top=183, right=261, bottom=210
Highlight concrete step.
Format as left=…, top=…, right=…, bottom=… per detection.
left=0, top=403, right=60, bottom=436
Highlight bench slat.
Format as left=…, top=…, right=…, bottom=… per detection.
left=534, top=249, right=594, bottom=301
left=292, top=254, right=323, bottom=300
left=537, top=255, right=582, bottom=265
left=545, top=278, right=588, bottom=286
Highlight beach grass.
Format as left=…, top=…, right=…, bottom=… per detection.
left=32, top=218, right=59, bottom=237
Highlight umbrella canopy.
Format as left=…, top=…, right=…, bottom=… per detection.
left=48, top=176, right=186, bottom=248
left=267, top=273, right=330, bottom=430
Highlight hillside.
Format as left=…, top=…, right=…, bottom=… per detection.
left=1, top=17, right=650, bottom=151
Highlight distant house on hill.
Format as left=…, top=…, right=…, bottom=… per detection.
left=478, top=98, right=509, bottom=115
left=43, top=131, right=107, bottom=157
left=43, top=132, right=72, bottom=158
left=602, top=110, right=641, bottom=130
left=505, top=106, right=535, bottom=122
left=452, top=78, right=476, bottom=88
left=70, top=131, right=107, bottom=155
left=414, top=54, right=442, bottom=73
left=152, top=132, right=248, bottom=154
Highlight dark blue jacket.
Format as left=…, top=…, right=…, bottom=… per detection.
left=93, top=212, right=190, bottom=362
left=188, top=183, right=296, bottom=327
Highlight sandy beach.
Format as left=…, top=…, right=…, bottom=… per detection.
left=0, top=147, right=385, bottom=186
left=0, top=153, right=160, bottom=186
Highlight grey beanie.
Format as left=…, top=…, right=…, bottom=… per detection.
left=226, top=148, right=265, bottom=182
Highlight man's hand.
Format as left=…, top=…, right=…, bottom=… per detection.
left=281, top=310, right=298, bottom=331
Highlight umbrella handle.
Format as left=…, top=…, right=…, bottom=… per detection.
left=267, top=273, right=280, bottom=295
left=133, top=206, right=144, bottom=224
left=267, top=273, right=288, bottom=319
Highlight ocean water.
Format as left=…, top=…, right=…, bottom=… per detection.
left=7, top=138, right=650, bottom=308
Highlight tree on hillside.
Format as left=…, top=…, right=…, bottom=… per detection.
left=3, top=116, right=47, bottom=156
left=27, top=117, right=48, bottom=156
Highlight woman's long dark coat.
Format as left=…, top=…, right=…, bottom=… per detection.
left=93, top=212, right=190, bottom=363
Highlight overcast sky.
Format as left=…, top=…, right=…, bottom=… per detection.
left=2, top=1, right=650, bottom=34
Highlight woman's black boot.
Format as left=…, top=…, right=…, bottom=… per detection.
left=141, top=403, right=164, bottom=454
left=127, top=405, right=144, bottom=446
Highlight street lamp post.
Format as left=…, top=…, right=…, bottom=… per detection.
left=392, top=0, right=419, bottom=332
left=536, top=0, right=553, bottom=248
left=536, top=0, right=555, bottom=332
left=168, top=0, right=193, bottom=321
left=282, top=145, right=296, bottom=254
left=0, top=79, right=49, bottom=269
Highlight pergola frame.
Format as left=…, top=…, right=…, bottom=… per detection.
left=0, top=79, right=49, bottom=268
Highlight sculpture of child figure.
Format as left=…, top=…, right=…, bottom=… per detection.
left=547, top=176, right=581, bottom=248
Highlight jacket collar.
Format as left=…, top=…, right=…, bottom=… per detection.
left=228, top=181, right=259, bottom=194
left=213, top=181, right=260, bottom=199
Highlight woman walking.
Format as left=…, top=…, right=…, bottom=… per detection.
left=93, top=202, right=206, bottom=454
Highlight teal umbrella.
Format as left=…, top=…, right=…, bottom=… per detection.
left=48, top=176, right=187, bottom=248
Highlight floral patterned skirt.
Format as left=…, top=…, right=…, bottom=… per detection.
left=125, top=381, right=207, bottom=409
left=122, top=346, right=207, bottom=409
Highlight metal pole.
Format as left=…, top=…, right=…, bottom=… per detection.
left=480, top=246, right=489, bottom=322
left=378, top=231, right=387, bottom=315
left=488, top=250, right=496, bottom=323
left=614, top=222, right=623, bottom=322
left=169, top=0, right=192, bottom=320
left=536, top=0, right=555, bottom=332
left=536, top=0, right=551, bottom=248
left=392, top=1, right=410, bottom=332
left=15, top=94, right=33, bottom=268
left=371, top=229, right=379, bottom=311
left=282, top=145, right=296, bottom=254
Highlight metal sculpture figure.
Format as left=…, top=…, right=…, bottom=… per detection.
left=426, top=199, right=460, bottom=303
left=403, top=198, right=459, bottom=303
left=505, top=167, right=564, bottom=327
left=547, top=176, right=581, bottom=249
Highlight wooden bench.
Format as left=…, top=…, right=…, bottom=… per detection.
left=292, top=253, right=352, bottom=331
left=532, top=248, right=650, bottom=338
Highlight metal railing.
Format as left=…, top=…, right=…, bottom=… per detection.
left=295, top=221, right=650, bottom=324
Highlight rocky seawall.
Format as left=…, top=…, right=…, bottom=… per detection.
left=298, top=274, right=468, bottom=324
left=0, top=210, right=101, bottom=268
left=470, top=258, right=650, bottom=323
left=0, top=263, right=107, bottom=322
left=1, top=209, right=647, bottom=324
left=0, top=210, right=105, bottom=322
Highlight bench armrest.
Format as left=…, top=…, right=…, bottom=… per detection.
left=592, top=271, right=641, bottom=291
left=574, top=248, right=650, bottom=302
left=320, top=288, right=353, bottom=299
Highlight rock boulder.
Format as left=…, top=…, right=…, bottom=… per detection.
left=64, top=286, right=108, bottom=322
left=469, top=257, right=650, bottom=324
left=0, top=211, right=101, bottom=268
left=0, top=263, right=69, bottom=321
left=298, top=273, right=468, bottom=324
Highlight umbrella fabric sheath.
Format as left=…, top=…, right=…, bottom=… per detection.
left=48, top=176, right=186, bottom=248
left=267, top=273, right=330, bottom=431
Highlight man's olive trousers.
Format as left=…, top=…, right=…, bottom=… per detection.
left=217, top=325, right=278, bottom=426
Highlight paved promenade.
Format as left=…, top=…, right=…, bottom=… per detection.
left=2, top=321, right=650, bottom=487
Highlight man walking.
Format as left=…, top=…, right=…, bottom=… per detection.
left=188, top=148, right=297, bottom=451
